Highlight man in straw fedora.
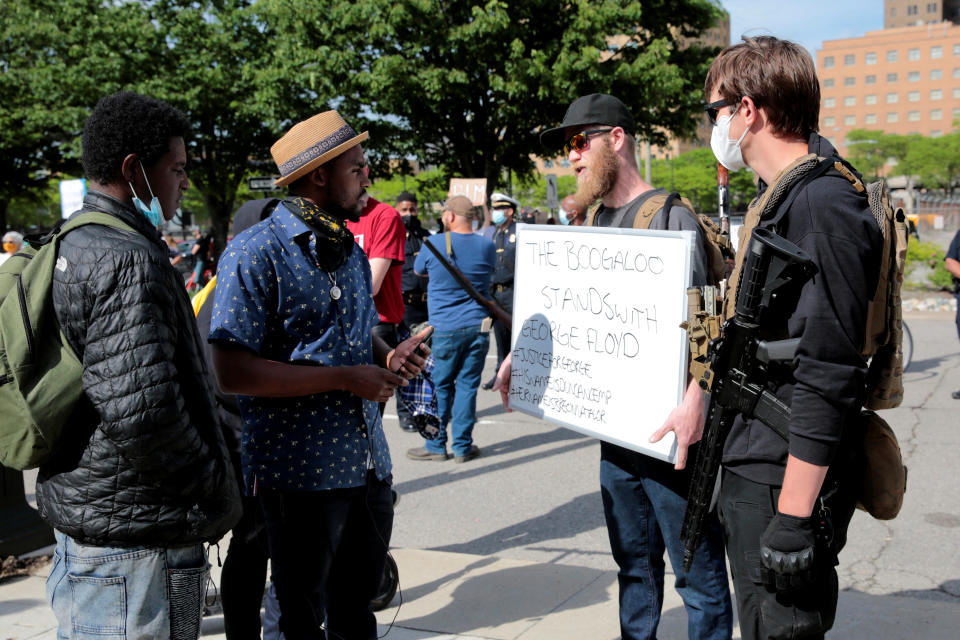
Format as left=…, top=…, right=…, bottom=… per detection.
left=210, top=110, right=432, bottom=639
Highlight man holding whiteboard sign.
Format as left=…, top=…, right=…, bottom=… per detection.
left=497, top=94, right=732, bottom=640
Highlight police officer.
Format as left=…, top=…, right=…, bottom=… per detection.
left=483, top=192, right=519, bottom=390
left=397, top=190, right=432, bottom=430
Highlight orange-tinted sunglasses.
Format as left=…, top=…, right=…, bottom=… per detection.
left=563, top=128, right=613, bottom=155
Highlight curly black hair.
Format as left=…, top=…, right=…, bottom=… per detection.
left=81, top=92, right=190, bottom=185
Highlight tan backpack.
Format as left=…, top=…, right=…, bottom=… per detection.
left=830, top=162, right=909, bottom=411
left=586, top=192, right=733, bottom=287
left=833, top=164, right=909, bottom=520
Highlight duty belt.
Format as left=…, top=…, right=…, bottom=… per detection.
left=403, top=291, right=428, bottom=305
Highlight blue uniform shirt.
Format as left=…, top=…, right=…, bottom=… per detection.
left=209, top=203, right=390, bottom=492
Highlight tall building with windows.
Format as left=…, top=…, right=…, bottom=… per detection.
left=817, top=21, right=960, bottom=156
left=885, top=0, right=960, bottom=29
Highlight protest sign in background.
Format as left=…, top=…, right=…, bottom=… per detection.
left=448, top=178, right=487, bottom=206
left=508, top=225, right=694, bottom=464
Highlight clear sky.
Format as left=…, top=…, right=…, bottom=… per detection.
left=721, top=0, right=885, bottom=59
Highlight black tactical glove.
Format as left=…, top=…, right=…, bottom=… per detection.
left=759, top=513, right=817, bottom=591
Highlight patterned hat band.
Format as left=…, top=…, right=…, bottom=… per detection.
left=277, top=124, right=358, bottom=177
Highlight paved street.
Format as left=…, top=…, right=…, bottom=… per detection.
left=3, top=310, right=959, bottom=639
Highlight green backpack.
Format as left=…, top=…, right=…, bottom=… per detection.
left=0, top=211, right=134, bottom=469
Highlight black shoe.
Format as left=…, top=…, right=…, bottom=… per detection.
left=952, top=390, right=960, bottom=400
left=482, top=378, right=496, bottom=390
left=399, top=422, right=419, bottom=433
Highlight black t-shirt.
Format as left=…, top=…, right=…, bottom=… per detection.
left=193, top=233, right=213, bottom=262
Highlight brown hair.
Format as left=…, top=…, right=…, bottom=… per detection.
left=705, top=36, right=820, bottom=139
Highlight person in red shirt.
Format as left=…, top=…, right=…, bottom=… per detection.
left=347, top=195, right=408, bottom=418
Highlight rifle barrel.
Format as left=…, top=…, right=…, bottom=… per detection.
left=421, top=237, right=512, bottom=329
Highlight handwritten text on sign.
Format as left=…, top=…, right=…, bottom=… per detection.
left=508, top=225, right=694, bottom=463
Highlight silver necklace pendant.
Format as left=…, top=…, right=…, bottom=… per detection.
left=329, top=285, right=342, bottom=300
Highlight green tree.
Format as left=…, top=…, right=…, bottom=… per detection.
left=144, top=0, right=315, bottom=255
left=264, top=0, right=723, bottom=200
left=649, top=147, right=756, bottom=213
left=844, top=129, right=887, bottom=181
left=0, top=0, right=154, bottom=232
left=1, top=1, right=312, bottom=253
left=844, top=129, right=915, bottom=181
left=899, top=131, right=960, bottom=195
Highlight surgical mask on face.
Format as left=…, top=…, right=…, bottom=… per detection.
left=558, top=207, right=571, bottom=226
left=491, top=210, right=507, bottom=226
left=127, top=161, right=165, bottom=228
left=471, top=219, right=479, bottom=232
left=710, top=111, right=749, bottom=172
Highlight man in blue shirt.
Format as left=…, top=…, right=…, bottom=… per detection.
left=209, top=110, right=430, bottom=640
left=407, top=195, right=496, bottom=463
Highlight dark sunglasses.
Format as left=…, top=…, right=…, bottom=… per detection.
left=563, top=128, right=613, bottom=155
left=705, top=99, right=738, bottom=126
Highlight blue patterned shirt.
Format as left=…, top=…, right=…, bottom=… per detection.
left=209, top=203, right=391, bottom=492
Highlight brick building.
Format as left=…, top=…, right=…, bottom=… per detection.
left=885, top=0, right=960, bottom=28
left=818, top=20, right=960, bottom=156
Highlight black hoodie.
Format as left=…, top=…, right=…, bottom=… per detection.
left=723, top=134, right=884, bottom=485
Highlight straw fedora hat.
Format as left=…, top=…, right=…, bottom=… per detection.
left=271, top=111, right=369, bottom=187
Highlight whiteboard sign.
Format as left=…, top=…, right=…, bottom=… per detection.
left=508, top=225, right=694, bottom=463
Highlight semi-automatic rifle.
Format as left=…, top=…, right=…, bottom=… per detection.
left=680, top=227, right=818, bottom=572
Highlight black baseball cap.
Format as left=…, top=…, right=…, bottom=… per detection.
left=540, top=93, right=636, bottom=149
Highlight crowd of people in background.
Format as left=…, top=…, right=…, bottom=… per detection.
left=2, top=31, right=893, bottom=640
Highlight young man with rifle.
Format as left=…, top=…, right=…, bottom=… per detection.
left=688, top=36, right=884, bottom=639
left=407, top=195, right=497, bottom=463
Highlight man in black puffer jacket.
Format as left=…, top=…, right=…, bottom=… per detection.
left=39, top=92, right=241, bottom=640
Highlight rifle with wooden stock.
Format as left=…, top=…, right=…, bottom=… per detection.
left=421, top=234, right=512, bottom=330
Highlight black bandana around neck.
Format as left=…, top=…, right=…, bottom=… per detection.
left=284, top=197, right=354, bottom=272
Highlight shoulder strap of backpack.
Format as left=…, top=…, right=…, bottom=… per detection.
left=633, top=192, right=688, bottom=230
left=60, top=211, right=137, bottom=237
left=585, top=202, right=602, bottom=227
left=769, top=157, right=837, bottom=228
left=633, top=194, right=668, bottom=229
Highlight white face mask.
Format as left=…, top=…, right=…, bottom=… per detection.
left=710, top=110, right=749, bottom=171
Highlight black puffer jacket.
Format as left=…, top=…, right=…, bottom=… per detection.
left=36, top=190, right=241, bottom=547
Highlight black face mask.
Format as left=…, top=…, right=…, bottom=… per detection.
left=401, top=215, right=421, bottom=231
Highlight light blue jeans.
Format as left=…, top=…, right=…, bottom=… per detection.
left=46, top=529, right=208, bottom=640
left=425, top=326, right=489, bottom=457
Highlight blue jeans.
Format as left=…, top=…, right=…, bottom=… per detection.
left=599, top=442, right=732, bottom=640
left=426, top=326, right=489, bottom=456
left=46, top=529, right=208, bottom=640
